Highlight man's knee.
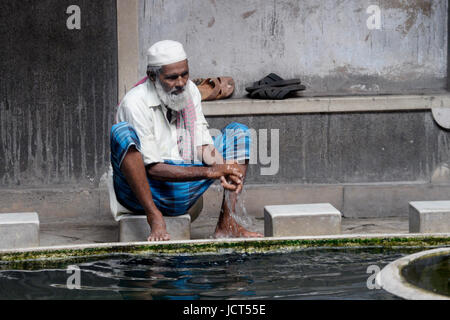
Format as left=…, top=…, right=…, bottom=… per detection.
left=223, top=122, right=251, bottom=144
left=110, top=122, right=142, bottom=167
left=223, top=122, right=250, bottom=134
left=220, top=122, right=251, bottom=162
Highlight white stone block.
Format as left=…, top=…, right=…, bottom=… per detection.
left=264, top=204, right=342, bottom=237
left=409, top=201, right=450, bottom=233
left=119, top=214, right=191, bottom=242
left=0, top=213, right=40, bottom=249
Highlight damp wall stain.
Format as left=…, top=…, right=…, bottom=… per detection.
left=242, top=10, right=257, bottom=19
left=0, top=0, right=118, bottom=188
left=380, top=0, right=433, bottom=35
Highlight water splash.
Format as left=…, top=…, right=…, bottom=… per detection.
left=224, top=188, right=253, bottom=229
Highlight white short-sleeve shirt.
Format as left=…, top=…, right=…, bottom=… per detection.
left=115, top=79, right=214, bottom=165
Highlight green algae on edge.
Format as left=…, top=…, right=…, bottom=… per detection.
left=1, top=236, right=450, bottom=266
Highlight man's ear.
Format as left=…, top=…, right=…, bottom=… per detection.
left=147, top=71, right=156, bottom=82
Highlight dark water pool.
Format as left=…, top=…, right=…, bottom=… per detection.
left=0, top=247, right=429, bottom=300
left=402, top=253, right=450, bottom=297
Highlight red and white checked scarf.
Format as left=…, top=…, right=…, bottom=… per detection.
left=176, top=100, right=197, bottom=162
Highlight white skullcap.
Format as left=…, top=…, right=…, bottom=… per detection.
left=147, top=40, right=187, bottom=67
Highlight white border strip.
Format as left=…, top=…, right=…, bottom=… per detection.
left=1, top=232, right=449, bottom=255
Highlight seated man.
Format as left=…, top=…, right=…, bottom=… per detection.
left=110, top=40, right=263, bottom=241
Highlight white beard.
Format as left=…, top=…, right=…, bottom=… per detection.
left=154, top=79, right=191, bottom=112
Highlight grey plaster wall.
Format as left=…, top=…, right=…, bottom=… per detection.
left=448, top=0, right=450, bottom=90
left=0, top=0, right=449, bottom=192
left=206, top=110, right=450, bottom=185
left=139, top=0, right=447, bottom=97
left=0, top=0, right=118, bottom=188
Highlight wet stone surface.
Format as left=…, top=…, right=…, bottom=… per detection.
left=37, top=216, right=409, bottom=247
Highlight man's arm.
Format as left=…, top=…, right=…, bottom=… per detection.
left=146, top=145, right=243, bottom=191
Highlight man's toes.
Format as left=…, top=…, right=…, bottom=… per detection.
left=148, top=231, right=171, bottom=242
left=248, top=231, right=263, bottom=238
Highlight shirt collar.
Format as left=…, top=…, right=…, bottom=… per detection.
left=145, top=78, right=164, bottom=108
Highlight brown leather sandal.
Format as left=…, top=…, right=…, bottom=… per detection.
left=216, top=77, right=235, bottom=100
left=193, top=78, right=220, bottom=101
left=193, top=77, right=235, bottom=101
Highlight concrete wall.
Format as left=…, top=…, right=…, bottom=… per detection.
left=1, top=1, right=450, bottom=221
left=1, top=0, right=447, bottom=189
left=207, top=110, right=450, bottom=185
left=448, top=0, right=450, bottom=90
left=139, top=0, right=447, bottom=97
left=0, top=0, right=118, bottom=188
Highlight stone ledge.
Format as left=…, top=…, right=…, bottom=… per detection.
left=409, top=201, right=450, bottom=233
left=203, top=93, right=450, bottom=116
left=0, top=213, right=40, bottom=250
left=2, top=182, right=450, bottom=223
left=119, top=214, right=191, bottom=242
left=264, top=203, right=342, bottom=237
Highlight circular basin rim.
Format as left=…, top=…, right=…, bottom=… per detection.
left=376, top=247, right=450, bottom=300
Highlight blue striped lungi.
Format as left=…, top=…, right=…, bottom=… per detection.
left=110, top=122, right=251, bottom=217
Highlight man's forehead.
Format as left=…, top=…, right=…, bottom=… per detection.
left=161, top=60, right=189, bottom=74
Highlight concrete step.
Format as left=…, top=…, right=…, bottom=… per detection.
left=4, top=182, right=450, bottom=225
left=0, top=213, right=40, bottom=249
left=409, top=201, right=450, bottom=233
left=119, top=214, right=191, bottom=242
left=264, top=203, right=342, bottom=237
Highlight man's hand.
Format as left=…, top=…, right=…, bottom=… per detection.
left=207, top=164, right=244, bottom=193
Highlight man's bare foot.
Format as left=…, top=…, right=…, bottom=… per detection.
left=214, top=215, right=263, bottom=239
left=147, top=213, right=171, bottom=242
